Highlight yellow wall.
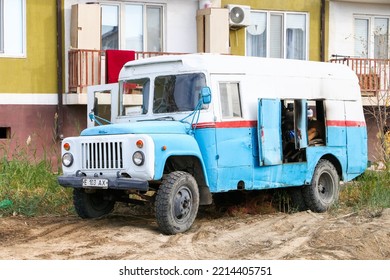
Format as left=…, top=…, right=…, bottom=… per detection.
left=222, top=0, right=323, bottom=61
left=0, top=0, right=58, bottom=93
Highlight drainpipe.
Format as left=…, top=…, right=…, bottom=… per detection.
left=56, top=0, right=64, bottom=140
left=320, top=0, right=326, bottom=62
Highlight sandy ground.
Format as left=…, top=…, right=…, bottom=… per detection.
left=0, top=203, right=389, bottom=260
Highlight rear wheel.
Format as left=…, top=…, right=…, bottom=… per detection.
left=73, top=188, right=115, bottom=218
left=155, top=171, right=199, bottom=235
left=302, top=159, right=339, bottom=212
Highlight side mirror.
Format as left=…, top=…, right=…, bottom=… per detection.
left=201, top=87, right=211, bottom=105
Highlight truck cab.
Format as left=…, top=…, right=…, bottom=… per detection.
left=58, top=54, right=368, bottom=235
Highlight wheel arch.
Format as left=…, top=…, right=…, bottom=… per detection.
left=163, top=155, right=212, bottom=205
left=320, top=154, right=343, bottom=181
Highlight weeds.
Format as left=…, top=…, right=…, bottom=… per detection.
left=0, top=137, right=73, bottom=217
left=340, top=169, right=390, bottom=212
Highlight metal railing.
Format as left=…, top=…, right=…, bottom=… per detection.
left=68, top=50, right=184, bottom=93
left=330, top=56, right=390, bottom=97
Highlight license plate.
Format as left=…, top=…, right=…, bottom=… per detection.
left=82, top=178, right=109, bottom=188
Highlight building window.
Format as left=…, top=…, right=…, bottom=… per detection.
left=101, top=5, right=119, bottom=50
left=0, top=0, right=3, bottom=53
left=101, top=2, right=164, bottom=52
left=0, top=0, right=25, bottom=57
left=354, top=16, right=389, bottom=59
left=246, top=11, right=308, bottom=60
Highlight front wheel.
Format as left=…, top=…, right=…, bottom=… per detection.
left=302, top=159, right=340, bottom=212
left=155, top=171, right=199, bottom=235
left=73, top=188, right=115, bottom=219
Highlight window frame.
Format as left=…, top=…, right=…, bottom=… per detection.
left=101, top=1, right=165, bottom=52
left=0, top=0, right=26, bottom=58
left=246, top=10, right=309, bottom=60
left=354, top=15, right=390, bottom=59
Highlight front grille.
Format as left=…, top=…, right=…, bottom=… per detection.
left=81, top=141, right=123, bottom=170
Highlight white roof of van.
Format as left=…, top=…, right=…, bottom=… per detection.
left=123, top=53, right=354, bottom=78
left=120, top=53, right=361, bottom=101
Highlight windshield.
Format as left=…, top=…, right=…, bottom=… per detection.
left=119, top=73, right=207, bottom=116
left=153, top=73, right=206, bottom=113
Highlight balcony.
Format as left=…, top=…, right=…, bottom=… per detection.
left=67, top=49, right=184, bottom=104
left=330, top=57, right=390, bottom=105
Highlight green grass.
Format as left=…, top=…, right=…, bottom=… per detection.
left=0, top=143, right=73, bottom=217
left=340, top=169, right=390, bottom=212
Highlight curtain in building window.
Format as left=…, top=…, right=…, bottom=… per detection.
left=287, top=29, right=304, bottom=60
left=125, top=5, right=143, bottom=51
left=374, top=18, right=389, bottom=59
left=101, top=5, right=119, bottom=50
left=246, top=12, right=266, bottom=57
left=286, top=14, right=306, bottom=60
left=354, top=18, right=369, bottom=58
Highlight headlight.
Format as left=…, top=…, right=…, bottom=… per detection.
left=132, top=151, right=145, bottom=166
left=62, top=153, right=74, bottom=167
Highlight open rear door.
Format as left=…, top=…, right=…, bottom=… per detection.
left=258, top=98, right=283, bottom=166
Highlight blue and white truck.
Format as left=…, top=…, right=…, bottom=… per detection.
left=58, top=54, right=368, bottom=234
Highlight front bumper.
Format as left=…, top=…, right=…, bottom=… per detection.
left=58, top=175, right=149, bottom=191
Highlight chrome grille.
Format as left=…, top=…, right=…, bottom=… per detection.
left=81, top=141, right=123, bottom=170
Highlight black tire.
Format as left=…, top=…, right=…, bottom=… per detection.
left=155, top=171, right=199, bottom=235
left=302, top=159, right=340, bottom=212
left=73, top=188, right=115, bottom=219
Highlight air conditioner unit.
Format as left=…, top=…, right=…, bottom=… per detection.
left=226, top=4, right=251, bottom=29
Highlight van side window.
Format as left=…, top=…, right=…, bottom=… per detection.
left=219, top=82, right=242, bottom=118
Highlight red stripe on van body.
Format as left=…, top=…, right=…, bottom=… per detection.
left=195, top=120, right=366, bottom=129
left=195, top=121, right=257, bottom=129
left=326, top=120, right=366, bottom=127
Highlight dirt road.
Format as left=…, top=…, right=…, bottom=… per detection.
left=0, top=204, right=389, bottom=260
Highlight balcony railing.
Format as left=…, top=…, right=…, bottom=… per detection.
left=330, top=57, right=390, bottom=97
left=68, top=49, right=104, bottom=93
left=68, top=50, right=184, bottom=93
